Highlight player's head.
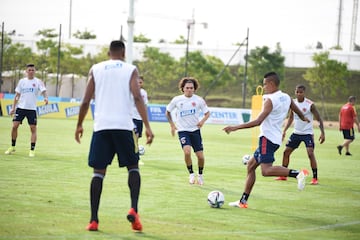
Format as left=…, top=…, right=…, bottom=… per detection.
left=348, top=96, right=356, bottom=104
left=138, top=75, right=144, bottom=87
left=25, top=63, right=36, bottom=78
left=178, top=77, right=199, bottom=93
left=295, top=84, right=306, bottom=100
left=109, top=40, right=125, bottom=60
left=263, top=71, right=279, bottom=93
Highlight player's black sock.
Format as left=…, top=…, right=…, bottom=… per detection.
left=11, top=139, right=16, bottom=147
left=240, top=192, right=249, bottom=203
left=198, top=167, right=203, bottom=175
left=187, top=165, right=194, bottom=174
left=128, top=168, right=141, bottom=213
left=90, top=173, right=104, bottom=222
left=288, top=169, right=299, bottom=178
left=312, top=168, right=318, bottom=179
left=31, top=142, right=35, bottom=150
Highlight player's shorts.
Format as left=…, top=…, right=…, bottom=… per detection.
left=178, top=129, right=203, bottom=152
left=342, top=128, right=355, bottom=140
left=133, top=119, right=143, bottom=138
left=286, top=133, right=315, bottom=149
left=13, top=108, right=37, bottom=125
left=254, top=136, right=280, bottom=164
left=88, top=129, right=139, bottom=169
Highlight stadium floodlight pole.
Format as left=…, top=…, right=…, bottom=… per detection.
left=56, top=24, right=61, bottom=97
left=242, top=28, right=249, bottom=108
left=184, top=19, right=194, bottom=77
left=68, top=0, right=72, bottom=39
left=127, top=0, right=135, bottom=64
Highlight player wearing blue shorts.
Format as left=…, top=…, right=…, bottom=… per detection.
left=166, top=77, right=210, bottom=185
left=75, top=40, right=154, bottom=232
left=223, top=72, right=310, bottom=208
left=276, top=85, right=325, bottom=185
left=5, top=64, right=48, bottom=157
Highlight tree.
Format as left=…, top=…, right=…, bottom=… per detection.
left=303, top=51, right=350, bottom=120
left=73, top=29, right=96, bottom=40
left=133, top=33, right=151, bottom=43
left=172, top=35, right=187, bottom=44
left=246, top=43, right=285, bottom=95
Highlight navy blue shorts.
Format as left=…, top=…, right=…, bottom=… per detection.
left=13, top=108, right=37, bottom=125
left=286, top=133, right=314, bottom=149
left=178, top=129, right=203, bottom=152
left=133, top=119, right=143, bottom=138
left=88, top=130, right=139, bottom=169
left=253, top=136, right=279, bottom=164
left=342, top=128, right=355, bottom=140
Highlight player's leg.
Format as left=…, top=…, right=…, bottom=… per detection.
left=192, top=130, right=204, bottom=185
left=178, top=131, right=195, bottom=183
left=5, top=108, right=23, bottom=154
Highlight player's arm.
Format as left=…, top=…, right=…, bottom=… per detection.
left=131, top=69, right=154, bottom=144
left=311, top=104, right=325, bottom=143
left=10, top=92, right=20, bottom=115
left=75, top=68, right=95, bottom=143
left=198, top=111, right=210, bottom=128
left=282, top=110, right=294, bottom=141
left=41, top=90, right=48, bottom=104
left=165, top=109, right=177, bottom=136
left=290, top=99, right=309, bottom=123
left=223, top=98, right=272, bottom=134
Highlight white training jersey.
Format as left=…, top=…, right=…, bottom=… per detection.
left=132, top=88, right=148, bottom=120
left=293, top=98, right=314, bottom=135
left=166, top=94, right=209, bottom=132
left=15, top=77, right=46, bottom=110
left=260, top=90, right=291, bottom=145
left=91, top=59, right=137, bottom=132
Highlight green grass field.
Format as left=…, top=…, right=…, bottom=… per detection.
left=0, top=117, right=359, bottom=240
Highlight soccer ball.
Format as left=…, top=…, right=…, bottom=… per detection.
left=207, top=190, right=225, bottom=208
left=138, top=145, right=145, bottom=155
left=242, top=154, right=251, bottom=165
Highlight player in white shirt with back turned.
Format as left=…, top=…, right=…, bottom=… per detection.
left=276, top=84, right=325, bottom=185
left=166, top=77, right=210, bottom=185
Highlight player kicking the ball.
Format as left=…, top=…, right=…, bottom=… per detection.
left=223, top=72, right=309, bottom=208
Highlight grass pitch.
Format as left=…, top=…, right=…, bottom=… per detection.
left=0, top=117, right=359, bottom=240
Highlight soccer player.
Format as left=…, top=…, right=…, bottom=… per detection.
left=5, top=64, right=48, bottom=157
left=337, top=96, right=360, bottom=156
left=75, top=40, right=154, bottom=232
left=275, top=85, right=325, bottom=185
left=166, top=77, right=210, bottom=185
left=132, top=75, right=148, bottom=165
left=223, top=72, right=310, bottom=208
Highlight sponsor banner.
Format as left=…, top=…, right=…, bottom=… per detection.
left=146, top=104, right=251, bottom=125
left=0, top=99, right=92, bottom=119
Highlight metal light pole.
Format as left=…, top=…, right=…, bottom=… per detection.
left=56, top=24, right=62, bottom=97
left=184, top=19, right=207, bottom=77
left=0, top=22, right=4, bottom=93
left=242, top=28, right=249, bottom=108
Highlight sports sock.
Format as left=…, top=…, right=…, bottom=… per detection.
left=90, top=173, right=104, bottom=222
left=240, top=192, right=249, bottom=203
left=198, top=167, right=204, bottom=175
left=11, top=139, right=16, bottom=147
left=187, top=165, right=194, bottom=174
left=312, top=168, right=318, bottom=179
left=31, top=142, right=35, bottom=150
left=288, top=169, right=299, bottom=178
left=128, top=168, right=141, bottom=213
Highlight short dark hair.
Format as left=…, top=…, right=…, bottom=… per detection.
left=264, top=71, right=280, bottom=86
left=296, top=84, right=306, bottom=91
left=348, top=96, right=356, bottom=102
left=26, top=63, right=35, bottom=68
left=109, top=40, right=125, bottom=51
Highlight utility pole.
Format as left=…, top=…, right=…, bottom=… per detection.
left=127, top=0, right=135, bottom=64
left=0, top=22, right=4, bottom=93
left=336, top=0, right=343, bottom=48
left=69, top=0, right=72, bottom=39
left=350, top=0, right=359, bottom=51
left=242, top=28, right=249, bottom=109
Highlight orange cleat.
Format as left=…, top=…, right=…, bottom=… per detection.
left=86, top=220, right=98, bottom=231
left=310, top=178, right=318, bottom=185
left=127, top=208, right=142, bottom=231
left=275, top=176, right=287, bottom=181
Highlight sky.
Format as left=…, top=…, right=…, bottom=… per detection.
left=0, top=0, right=359, bottom=51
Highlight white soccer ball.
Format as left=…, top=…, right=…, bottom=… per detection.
left=242, top=154, right=251, bottom=165
left=138, top=145, right=145, bottom=155
left=207, top=190, right=225, bottom=208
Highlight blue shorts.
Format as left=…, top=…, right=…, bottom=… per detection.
left=88, top=130, right=139, bottom=169
left=342, top=128, right=355, bottom=140
left=286, top=133, right=314, bottom=149
left=178, top=129, right=203, bottom=152
left=13, top=108, right=37, bottom=125
left=253, top=136, right=280, bottom=164
left=133, top=119, right=143, bottom=138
